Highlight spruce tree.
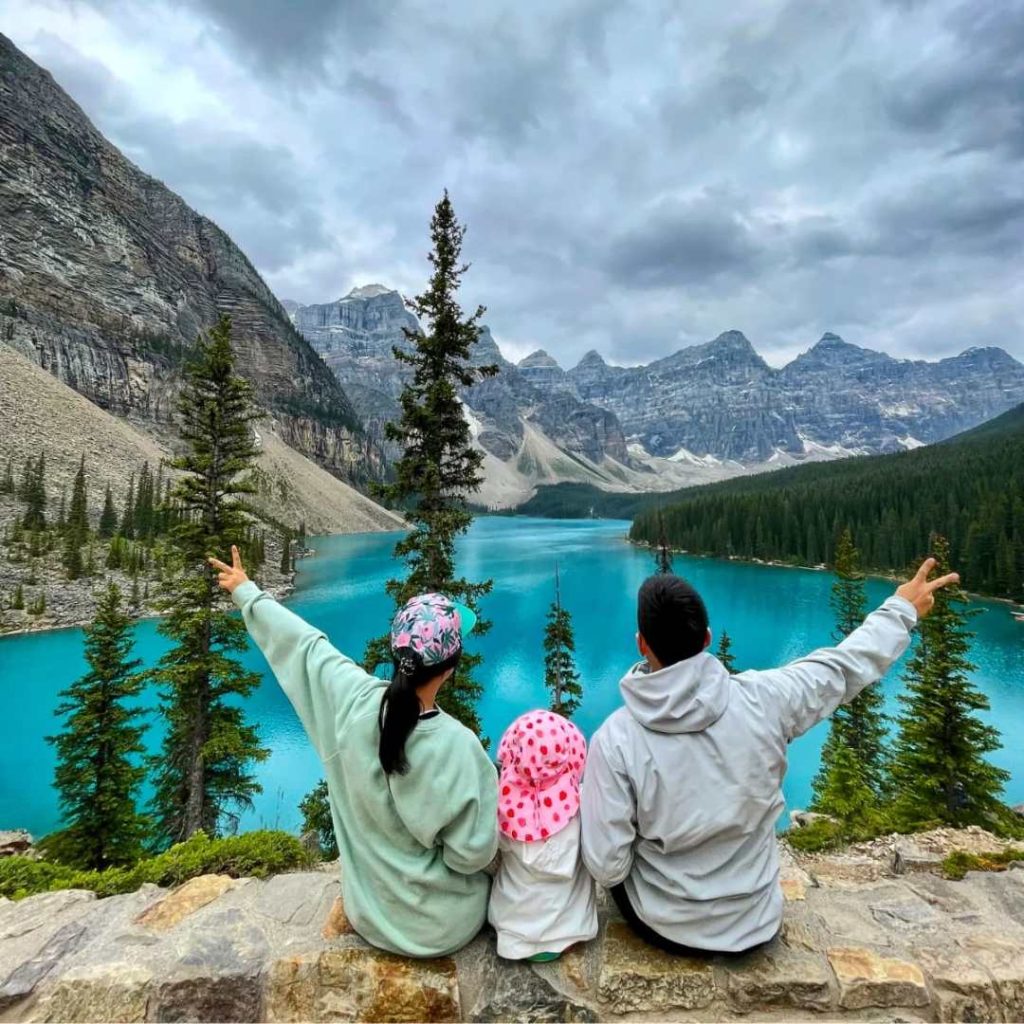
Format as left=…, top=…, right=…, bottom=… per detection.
left=299, top=780, right=338, bottom=860
left=150, top=314, right=268, bottom=845
left=62, top=529, right=84, bottom=580
left=543, top=565, right=583, bottom=717
left=11, top=583, right=24, bottom=610
left=0, top=457, right=13, bottom=494
left=715, top=630, right=737, bottom=672
left=890, top=535, right=1010, bottom=828
left=655, top=510, right=673, bottom=574
left=45, top=584, right=148, bottom=869
left=363, top=192, right=498, bottom=739
left=99, top=484, right=118, bottom=538
left=67, top=456, right=89, bottom=540
left=279, top=529, right=292, bottom=576
left=21, top=454, right=46, bottom=531
left=811, top=528, right=889, bottom=812
left=119, top=474, right=135, bottom=539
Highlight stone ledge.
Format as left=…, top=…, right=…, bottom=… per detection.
left=0, top=854, right=1021, bottom=1022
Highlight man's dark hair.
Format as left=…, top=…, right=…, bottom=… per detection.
left=637, top=574, right=709, bottom=667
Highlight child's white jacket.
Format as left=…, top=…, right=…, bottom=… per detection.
left=488, top=815, right=598, bottom=958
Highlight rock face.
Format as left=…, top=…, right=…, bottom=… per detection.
left=2, top=844, right=1024, bottom=1023
left=566, top=331, right=1024, bottom=460
left=0, top=33, right=373, bottom=483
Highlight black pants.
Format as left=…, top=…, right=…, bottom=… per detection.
left=609, top=884, right=773, bottom=958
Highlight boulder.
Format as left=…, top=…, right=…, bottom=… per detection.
left=0, top=831, right=33, bottom=857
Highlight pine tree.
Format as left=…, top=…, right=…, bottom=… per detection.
left=299, top=780, right=338, bottom=860
left=135, top=463, right=155, bottom=542
left=890, top=535, right=1010, bottom=829
left=363, top=192, right=498, bottom=739
left=119, top=473, right=135, bottom=539
left=0, top=457, right=13, bottom=494
left=21, top=454, right=46, bottom=531
left=279, top=529, right=292, bottom=576
left=543, top=564, right=583, bottom=717
left=813, top=738, right=882, bottom=833
left=149, top=314, right=268, bottom=845
left=811, top=528, right=889, bottom=813
left=62, top=529, right=84, bottom=580
left=715, top=630, right=737, bottom=672
left=67, top=456, right=89, bottom=541
left=45, top=584, right=148, bottom=869
left=655, top=509, right=673, bottom=574
left=99, top=484, right=118, bottom=538
left=11, top=583, right=24, bottom=610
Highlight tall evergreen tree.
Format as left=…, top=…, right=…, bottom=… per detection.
left=99, top=484, right=118, bottom=538
left=890, top=536, right=1010, bottom=828
left=119, top=473, right=135, bottom=539
left=149, top=315, right=268, bottom=845
left=543, top=564, right=583, bottom=717
left=67, top=455, right=89, bottom=541
left=363, top=192, right=498, bottom=739
left=21, top=453, right=46, bottom=531
left=812, top=527, right=889, bottom=812
left=45, top=584, right=148, bottom=869
left=715, top=630, right=737, bottom=672
left=61, top=529, right=84, bottom=580
left=0, top=457, right=13, bottom=494
left=655, top=509, right=673, bottom=574
left=279, top=529, right=292, bottom=576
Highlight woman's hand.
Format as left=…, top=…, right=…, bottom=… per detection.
left=895, top=557, right=959, bottom=619
left=209, top=545, right=250, bottom=594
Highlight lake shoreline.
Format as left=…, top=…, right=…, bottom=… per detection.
left=628, top=538, right=1024, bottom=615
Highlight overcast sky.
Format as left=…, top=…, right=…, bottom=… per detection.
left=4, top=0, right=1023, bottom=367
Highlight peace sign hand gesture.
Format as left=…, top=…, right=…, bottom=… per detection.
left=208, top=545, right=250, bottom=594
left=895, top=557, right=960, bottom=620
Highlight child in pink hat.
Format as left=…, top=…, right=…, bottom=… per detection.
left=488, top=709, right=598, bottom=961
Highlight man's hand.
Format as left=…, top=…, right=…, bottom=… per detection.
left=896, top=557, right=960, bottom=620
left=209, top=545, right=249, bottom=594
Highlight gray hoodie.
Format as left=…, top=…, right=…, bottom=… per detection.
left=580, top=594, right=917, bottom=952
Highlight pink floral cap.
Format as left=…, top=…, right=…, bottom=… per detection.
left=389, top=593, right=476, bottom=667
left=497, top=709, right=587, bottom=843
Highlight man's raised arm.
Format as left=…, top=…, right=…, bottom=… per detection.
left=751, top=557, right=960, bottom=742
left=210, top=546, right=379, bottom=760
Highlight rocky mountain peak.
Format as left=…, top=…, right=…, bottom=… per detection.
left=518, top=349, right=560, bottom=369
left=343, top=284, right=396, bottom=301
left=575, top=349, right=608, bottom=370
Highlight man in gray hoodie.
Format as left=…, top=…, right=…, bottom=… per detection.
left=580, top=557, right=958, bottom=955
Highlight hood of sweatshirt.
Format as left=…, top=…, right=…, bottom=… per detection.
left=619, top=652, right=731, bottom=734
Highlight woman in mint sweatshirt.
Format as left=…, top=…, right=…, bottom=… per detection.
left=210, top=546, right=498, bottom=958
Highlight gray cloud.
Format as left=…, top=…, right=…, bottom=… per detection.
left=4, top=0, right=1022, bottom=369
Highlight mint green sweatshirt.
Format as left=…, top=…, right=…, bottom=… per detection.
left=232, top=581, right=498, bottom=957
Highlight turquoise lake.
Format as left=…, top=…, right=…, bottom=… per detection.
left=1, top=516, right=1022, bottom=838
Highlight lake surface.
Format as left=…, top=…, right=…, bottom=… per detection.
left=2, top=517, right=1022, bottom=838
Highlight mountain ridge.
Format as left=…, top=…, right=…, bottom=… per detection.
left=0, top=32, right=376, bottom=484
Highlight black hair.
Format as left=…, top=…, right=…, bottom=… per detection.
left=637, top=574, right=709, bottom=668
left=378, top=647, right=462, bottom=775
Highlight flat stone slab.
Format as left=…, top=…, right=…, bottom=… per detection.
left=597, top=921, right=716, bottom=1014
left=723, top=946, right=834, bottom=1012
left=826, top=945, right=930, bottom=1010
left=135, top=874, right=241, bottom=933
left=266, top=948, right=460, bottom=1022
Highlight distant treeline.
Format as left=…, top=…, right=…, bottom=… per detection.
left=629, top=404, right=1024, bottom=602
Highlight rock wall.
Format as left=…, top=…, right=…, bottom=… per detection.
left=0, top=33, right=375, bottom=484
left=3, top=846, right=1023, bottom=1022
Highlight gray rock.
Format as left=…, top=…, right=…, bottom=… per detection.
left=0, top=830, right=32, bottom=857
left=470, top=961, right=596, bottom=1022
left=0, top=919, right=88, bottom=1011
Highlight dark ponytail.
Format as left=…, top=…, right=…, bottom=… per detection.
left=378, top=647, right=461, bottom=775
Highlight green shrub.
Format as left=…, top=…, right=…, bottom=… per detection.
left=782, top=818, right=848, bottom=853
left=0, top=830, right=314, bottom=900
left=941, top=848, right=1024, bottom=881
